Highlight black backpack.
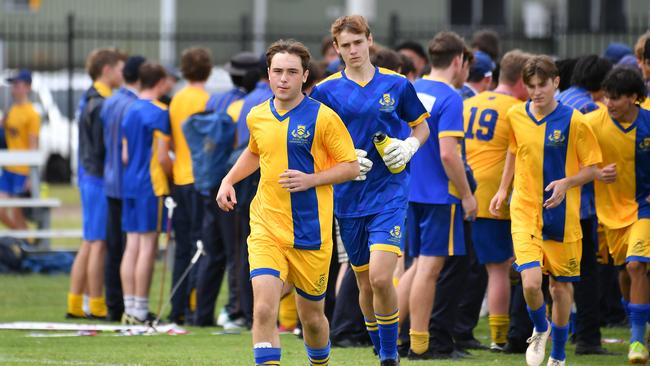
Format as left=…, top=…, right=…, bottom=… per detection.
left=0, top=237, right=25, bottom=273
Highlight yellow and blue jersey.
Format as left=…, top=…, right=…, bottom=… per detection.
left=169, top=86, right=210, bottom=185
left=121, top=99, right=171, bottom=198
left=310, top=67, right=428, bottom=218
left=3, top=102, right=40, bottom=175
left=590, top=106, right=650, bottom=229
left=226, top=81, right=273, bottom=147
left=507, top=101, right=602, bottom=242
left=557, top=87, right=603, bottom=219
left=247, top=96, right=357, bottom=250
left=410, top=76, right=464, bottom=204
left=464, top=91, right=522, bottom=219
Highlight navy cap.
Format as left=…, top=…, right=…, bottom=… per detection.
left=122, top=56, right=146, bottom=83
left=603, top=43, right=632, bottom=64
left=6, top=69, right=32, bottom=84
left=469, top=50, right=495, bottom=79
left=224, top=52, right=260, bottom=76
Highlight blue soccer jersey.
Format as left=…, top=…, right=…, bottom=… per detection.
left=556, top=86, right=599, bottom=114
left=121, top=99, right=171, bottom=198
left=310, top=67, right=428, bottom=218
left=410, top=76, right=465, bottom=204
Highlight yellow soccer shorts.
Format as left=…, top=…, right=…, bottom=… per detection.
left=604, top=219, right=650, bottom=267
left=248, top=237, right=332, bottom=301
left=512, top=232, right=582, bottom=282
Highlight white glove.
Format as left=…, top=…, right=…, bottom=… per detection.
left=382, top=137, right=420, bottom=169
left=354, top=149, right=373, bottom=181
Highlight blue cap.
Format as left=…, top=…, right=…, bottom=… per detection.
left=6, top=69, right=32, bottom=84
left=616, top=54, right=640, bottom=71
left=469, top=50, right=495, bottom=80
left=603, top=43, right=632, bottom=64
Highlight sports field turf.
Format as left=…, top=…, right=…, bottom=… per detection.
left=0, top=185, right=633, bottom=365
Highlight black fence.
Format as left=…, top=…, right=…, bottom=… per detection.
left=2, top=12, right=649, bottom=72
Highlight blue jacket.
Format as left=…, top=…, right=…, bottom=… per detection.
left=182, top=111, right=236, bottom=193
left=207, top=87, right=246, bottom=113
left=100, top=87, right=138, bottom=198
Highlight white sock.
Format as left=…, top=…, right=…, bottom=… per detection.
left=133, top=296, right=149, bottom=321
left=82, top=295, right=90, bottom=314
left=124, top=295, right=135, bottom=316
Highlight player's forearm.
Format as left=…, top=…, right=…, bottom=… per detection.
left=497, top=151, right=515, bottom=192
left=410, top=121, right=430, bottom=146
left=222, top=148, right=260, bottom=186
left=158, top=139, right=172, bottom=177
left=121, top=138, right=128, bottom=165
left=440, top=137, right=472, bottom=199
left=564, top=165, right=597, bottom=189
left=312, top=161, right=360, bottom=187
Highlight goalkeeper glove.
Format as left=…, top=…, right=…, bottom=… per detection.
left=354, top=149, right=373, bottom=181
left=382, top=137, right=420, bottom=170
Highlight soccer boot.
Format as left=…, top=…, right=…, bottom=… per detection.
left=490, top=342, right=507, bottom=352
left=526, top=321, right=551, bottom=366
left=629, top=341, right=649, bottom=364
left=547, top=357, right=565, bottom=366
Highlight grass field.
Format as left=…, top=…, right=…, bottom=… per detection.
left=0, top=185, right=634, bottom=365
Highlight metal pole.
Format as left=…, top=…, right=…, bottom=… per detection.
left=66, top=13, right=74, bottom=170
left=252, top=0, right=267, bottom=55
left=159, top=0, right=176, bottom=66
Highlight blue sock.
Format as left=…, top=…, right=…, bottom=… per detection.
left=622, top=298, right=631, bottom=319
left=253, top=346, right=281, bottom=365
left=305, top=342, right=330, bottom=365
left=376, top=310, right=399, bottom=361
left=629, top=303, right=650, bottom=344
left=550, top=323, right=569, bottom=361
left=364, top=317, right=381, bottom=356
left=526, top=303, right=549, bottom=333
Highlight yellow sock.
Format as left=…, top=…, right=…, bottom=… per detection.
left=89, top=296, right=107, bottom=317
left=67, top=293, right=84, bottom=317
left=189, top=288, right=197, bottom=312
left=278, top=291, right=298, bottom=330
left=409, top=329, right=429, bottom=354
left=488, top=314, right=510, bottom=344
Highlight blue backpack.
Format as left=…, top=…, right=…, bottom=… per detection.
left=182, top=111, right=236, bottom=193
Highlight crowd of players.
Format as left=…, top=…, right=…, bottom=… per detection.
left=35, top=13, right=650, bottom=366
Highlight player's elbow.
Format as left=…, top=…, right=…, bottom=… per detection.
left=440, top=149, right=459, bottom=166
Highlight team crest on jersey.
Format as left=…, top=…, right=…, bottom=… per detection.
left=290, top=124, right=311, bottom=144
left=639, top=137, right=650, bottom=151
left=547, top=129, right=566, bottom=146
left=389, top=225, right=402, bottom=242
left=379, top=93, right=396, bottom=112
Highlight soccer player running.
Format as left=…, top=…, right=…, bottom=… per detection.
left=120, top=63, right=172, bottom=324
left=395, top=32, right=476, bottom=360
left=310, top=15, right=430, bottom=365
left=490, top=56, right=602, bottom=366
left=216, top=39, right=359, bottom=366
left=589, top=67, right=650, bottom=364
left=464, top=50, right=531, bottom=352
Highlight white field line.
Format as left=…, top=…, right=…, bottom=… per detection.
left=0, top=356, right=142, bottom=366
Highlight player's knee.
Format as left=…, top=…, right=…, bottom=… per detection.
left=253, top=301, right=276, bottom=323
left=549, top=281, right=571, bottom=300
left=369, top=272, right=393, bottom=292
left=522, top=277, right=542, bottom=295
left=626, top=261, right=646, bottom=277
left=300, top=311, right=327, bottom=335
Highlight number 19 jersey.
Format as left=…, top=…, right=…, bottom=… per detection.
left=464, top=91, right=522, bottom=219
